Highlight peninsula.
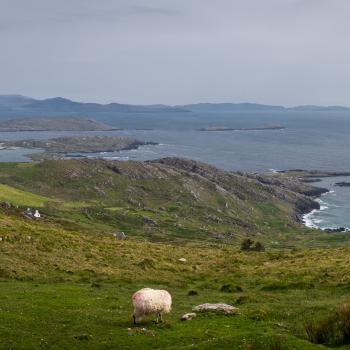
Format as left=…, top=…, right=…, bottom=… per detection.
left=0, top=116, right=118, bottom=132
left=0, top=135, right=156, bottom=160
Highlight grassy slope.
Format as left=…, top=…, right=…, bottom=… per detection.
left=0, top=158, right=336, bottom=246
left=0, top=159, right=350, bottom=349
left=1, top=207, right=350, bottom=349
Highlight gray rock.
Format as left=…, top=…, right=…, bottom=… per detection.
left=0, top=201, right=12, bottom=209
left=181, top=313, right=197, bottom=321
left=192, top=303, right=239, bottom=314
left=143, top=216, right=157, bottom=225
left=112, top=231, right=127, bottom=240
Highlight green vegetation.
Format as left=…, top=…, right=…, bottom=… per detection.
left=0, top=116, right=116, bottom=132
left=0, top=158, right=349, bottom=349
left=0, top=183, right=51, bottom=207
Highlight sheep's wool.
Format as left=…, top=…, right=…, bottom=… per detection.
left=132, top=288, right=172, bottom=320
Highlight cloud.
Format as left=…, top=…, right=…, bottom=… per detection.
left=1, top=0, right=350, bottom=105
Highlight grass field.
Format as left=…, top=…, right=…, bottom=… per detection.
left=1, top=159, right=350, bottom=349
left=0, top=183, right=51, bottom=207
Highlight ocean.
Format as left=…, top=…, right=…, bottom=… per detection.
left=303, top=176, right=350, bottom=231
left=0, top=110, right=350, bottom=229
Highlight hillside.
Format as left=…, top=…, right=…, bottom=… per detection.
left=1, top=158, right=350, bottom=349
left=0, top=157, right=322, bottom=244
left=0, top=117, right=117, bottom=132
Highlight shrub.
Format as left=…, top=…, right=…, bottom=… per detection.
left=305, top=304, right=350, bottom=345
left=187, top=290, right=198, bottom=296
left=254, top=241, right=265, bottom=251
left=137, top=258, right=155, bottom=269
left=241, top=238, right=254, bottom=251
left=241, top=239, right=264, bottom=252
left=220, top=284, right=243, bottom=293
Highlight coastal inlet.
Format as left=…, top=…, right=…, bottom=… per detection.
left=303, top=175, right=350, bottom=232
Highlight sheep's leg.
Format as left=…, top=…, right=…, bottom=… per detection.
left=159, top=313, right=163, bottom=323
left=133, top=315, right=136, bottom=325
left=155, top=313, right=159, bottom=323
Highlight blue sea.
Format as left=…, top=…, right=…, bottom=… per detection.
left=0, top=110, right=350, bottom=229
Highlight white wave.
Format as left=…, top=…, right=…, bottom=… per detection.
left=303, top=209, right=319, bottom=228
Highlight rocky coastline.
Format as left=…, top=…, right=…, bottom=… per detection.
left=0, top=135, right=158, bottom=161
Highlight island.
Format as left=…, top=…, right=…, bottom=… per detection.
left=0, top=117, right=119, bottom=132
left=0, top=135, right=157, bottom=161
left=197, top=124, right=285, bottom=131
left=335, top=182, right=350, bottom=187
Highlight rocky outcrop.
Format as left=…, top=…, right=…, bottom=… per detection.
left=192, top=303, right=239, bottom=314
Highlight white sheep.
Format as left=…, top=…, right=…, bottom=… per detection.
left=132, top=288, right=172, bottom=324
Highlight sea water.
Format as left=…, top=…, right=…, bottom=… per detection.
left=0, top=110, right=350, bottom=228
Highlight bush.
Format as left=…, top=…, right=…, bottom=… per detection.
left=187, top=290, right=198, bottom=296
left=305, top=304, right=350, bottom=345
left=241, top=238, right=254, bottom=251
left=220, top=284, right=243, bottom=293
left=241, top=239, right=265, bottom=252
left=137, top=258, right=156, bottom=269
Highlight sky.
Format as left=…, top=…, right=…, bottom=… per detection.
left=1, top=0, right=350, bottom=106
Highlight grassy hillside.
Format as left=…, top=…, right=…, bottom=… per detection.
left=1, top=158, right=350, bottom=349
left=0, top=158, right=331, bottom=246
left=1, top=205, right=350, bottom=349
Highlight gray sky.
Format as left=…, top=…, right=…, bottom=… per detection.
left=1, top=0, right=350, bottom=105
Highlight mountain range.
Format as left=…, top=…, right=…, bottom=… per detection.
left=0, top=94, right=349, bottom=118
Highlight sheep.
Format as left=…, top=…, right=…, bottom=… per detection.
left=132, top=288, right=172, bottom=324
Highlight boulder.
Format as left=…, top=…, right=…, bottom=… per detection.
left=0, top=201, right=12, bottom=209
left=143, top=216, right=157, bottom=225
left=112, top=231, right=127, bottom=240
left=192, top=303, right=239, bottom=314
left=181, top=313, right=196, bottom=321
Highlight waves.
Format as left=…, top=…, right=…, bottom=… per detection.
left=303, top=176, right=350, bottom=231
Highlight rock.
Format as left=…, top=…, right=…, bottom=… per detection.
left=192, top=303, right=239, bottom=314
left=112, top=231, right=127, bottom=240
left=325, top=227, right=347, bottom=233
left=178, top=258, right=187, bottom=263
left=0, top=201, right=12, bottom=209
left=212, top=233, right=225, bottom=240
left=181, top=313, right=197, bottom=321
left=22, top=208, right=40, bottom=220
left=143, top=216, right=157, bottom=225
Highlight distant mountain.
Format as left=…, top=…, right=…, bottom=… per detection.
left=0, top=117, right=117, bottom=132
left=0, top=95, right=189, bottom=116
left=0, top=95, right=350, bottom=119
left=288, top=105, right=350, bottom=112
left=0, top=94, right=38, bottom=108
left=182, top=102, right=285, bottom=112
left=182, top=102, right=350, bottom=112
